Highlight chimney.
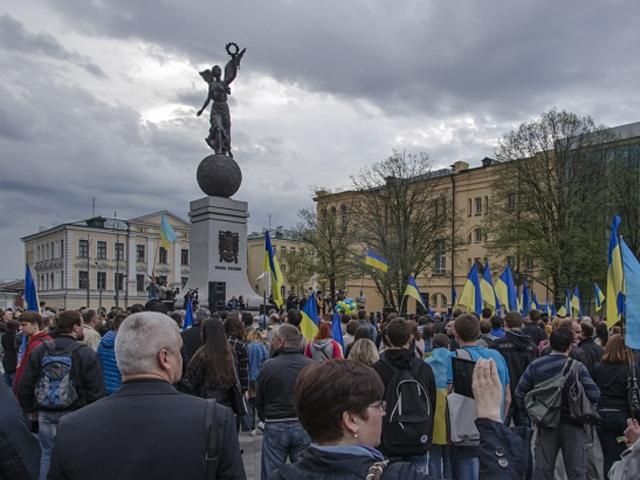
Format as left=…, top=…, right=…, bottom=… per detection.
left=452, top=161, right=469, bottom=173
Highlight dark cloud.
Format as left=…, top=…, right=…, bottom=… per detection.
left=37, top=0, right=640, bottom=120
left=0, top=14, right=106, bottom=77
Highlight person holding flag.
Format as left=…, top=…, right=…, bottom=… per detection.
left=264, top=231, right=284, bottom=309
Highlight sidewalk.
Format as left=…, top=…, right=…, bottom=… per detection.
left=240, top=432, right=263, bottom=480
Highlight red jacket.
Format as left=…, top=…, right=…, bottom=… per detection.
left=13, top=330, right=52, bottom=394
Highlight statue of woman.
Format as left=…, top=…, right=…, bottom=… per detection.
left=197, top=43, right=246, bottom=157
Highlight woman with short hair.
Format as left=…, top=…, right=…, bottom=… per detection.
left=348, top=338, right=379, bottom=366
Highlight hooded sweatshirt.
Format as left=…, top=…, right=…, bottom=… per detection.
left=98, top=331, right=122, bottom=395
left=426, top=347, right=454, bottom=445
left=304, top=338, right=342, bottom=362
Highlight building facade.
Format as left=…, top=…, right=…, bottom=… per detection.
left=22, top=211, right=190, bottom=311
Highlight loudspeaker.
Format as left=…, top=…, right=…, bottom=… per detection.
left=208, top=281, right=226, bottom=312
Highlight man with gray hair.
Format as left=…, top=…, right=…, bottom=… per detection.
left=256, top=324, right=313, bottom=479
left=181, top=307, right=210, bottom=364
left=48, top=312, right=245, bottom=480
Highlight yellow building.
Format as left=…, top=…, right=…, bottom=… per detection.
left=315, top=158, right=548, bottom=314
left=22, top=211, right=190, bottom=310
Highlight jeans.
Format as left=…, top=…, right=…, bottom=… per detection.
left=597, top=409, right=627, bottom=478
left=261, top=421, right=310, bottom=480
left=534, top=423, right=586, bottom=480
left=38, top=411, right=68, bottom=480
left=2, top=371, right=14, bottom=388
left=449, top=446, right=479, bottom=480
left=429, top=445, right=451, bottom=479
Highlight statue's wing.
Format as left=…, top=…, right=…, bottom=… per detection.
left=199, top=69, right=214, bottom=84
left=224, top=48, right=246, bottom=86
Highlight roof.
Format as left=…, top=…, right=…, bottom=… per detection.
left=128, top=210, right=189, bottom=226
left=0, top=279, right=24, bottom=292
left=247, top=228, right=301, bottom=241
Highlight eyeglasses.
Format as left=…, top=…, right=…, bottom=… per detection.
left=369, top=400, right=387, bottom=413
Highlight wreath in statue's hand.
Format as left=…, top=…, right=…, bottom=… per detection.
left=226, top=42, right=239, bottom=56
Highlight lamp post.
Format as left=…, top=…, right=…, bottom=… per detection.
left=114, top=211, right=120, bottom=308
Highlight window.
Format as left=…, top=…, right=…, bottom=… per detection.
left=159, top=247, right=168, bottom=264
left=340, top=204, right=348, bottom=226
left=136, top=274, right=145, bottom=292
left=115, top=273, right=124, bottom=291
left=434, top=240, right=446, bottom=274
left=136, top=245, right=145, bottom=262
left=506, top=256, right=515, bottom=267
left=96, top=271, right=107, bottom=290
left=507, top=193, right=516, bottom=210
left=484, top=196, right=489, bottom=215
left=434, top=197, right=446, bottom=221
left=181, top=277, right=189, bottom=288
left=525, top=258, right=534, bottom=271
left=440, top=295, right=448, bottom=307
left=60, top=270, right=64, bottom=289
left=79, top=271, right=89, bottom=289
left=474, top=229, right=483, bottom=244
left=181, top=249, right=189, bottom=266
left=79, top=239, right=89, bottom=258
left=37, top=245, right=40, bottom=261
left=281, top=264, right=287, bottom=274
left=97, top=241, right=107, bottom=259
left=468, top=199, right=472, bottom=217
left=474, top=197, right=482, bottom=216
left=431, top=294, right=439, bottom=307
left=60, top=240, right=63, bottom=258
left=115, top=243, right=124, bottom=261
left=280, top=246, right=287, bottom=257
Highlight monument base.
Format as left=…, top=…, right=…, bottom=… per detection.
left=188, top=196, right=262, bottom=311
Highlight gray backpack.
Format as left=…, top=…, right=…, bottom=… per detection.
left=524, top=358, right=574, bottom=428
left=446, top=349, right=480, bottom=446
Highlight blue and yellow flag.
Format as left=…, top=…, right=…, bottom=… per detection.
left=182, top=296, right=193, bottom=331
left=594, top=283, right=605, bottom=313
left=331, top=309, right=344, bottom=351
left=607, top=216, right=624, bottom=327
left=264, top=231, right=284, bottom=308
left=571, top=286, right=581, bottom=318
left=480, top=261, right=497, bottom=311
left=365, top=249, right=389, bottom=273
left=495, top=264, right=517, bottom=312
left=458, top=263, right=483, bottom=315
left=300, top=294, right=320, bottom=342
left=160, top=214, right=177, bottom=250
left=24, top=264, right=39, bottom=312
left=621, top=238, right=639, bottom=349
left=404, top=275, right=427, bottom=311
left=532, top=292, right=542, bottom=311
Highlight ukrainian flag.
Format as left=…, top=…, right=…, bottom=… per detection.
left=160, top=214, right=177, bottom=250
left=365, top=249, right=389, bottom=273
left=404, top=275, right=427, bottom=311
left=607, top=215, right=624, bottom=327
left=480, top=261, right=497, bottom=311
left=594, top=283, right=605, bottom=313
left=264, top=231, right=284, bottom=308
left=300, top=293, right=320, bottom=342
left=458, top=263, right=483, bottom=315
left=495, top=264, right=517, bottom=312
left=571, top=286, right=581, bottom=318
left=532, top=292, right=542, bottom=311
left=24, top=264, right=39, bottom=312
left=620, top=238, right=640, bottom=349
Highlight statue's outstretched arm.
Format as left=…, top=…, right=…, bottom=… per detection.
left=197, top=95, right=210, bottom=117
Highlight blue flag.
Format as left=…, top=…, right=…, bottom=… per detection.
left=25, top=264, right=39, bottom=312
left=621, top=239, right=639, bottom=349
left=331, top=309, right=344, bottom=351
left=182, top=296, right=193, bottom=331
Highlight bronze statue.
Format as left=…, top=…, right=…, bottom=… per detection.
left=197, top=43, right=246, bottom=157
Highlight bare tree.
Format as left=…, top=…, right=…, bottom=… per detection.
left=350, top=151, right=451, bottom=310
left=280, top=246, right=316, bottom=296
left=487, top=109, right=613, bottom=302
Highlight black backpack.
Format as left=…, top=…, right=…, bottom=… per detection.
left=380, top=359, right=433, bottom=456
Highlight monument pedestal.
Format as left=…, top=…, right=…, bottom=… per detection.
left=188, top=196, right=261, bottom=311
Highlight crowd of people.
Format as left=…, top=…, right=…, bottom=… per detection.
left=1, top=300, right=640, bottom=480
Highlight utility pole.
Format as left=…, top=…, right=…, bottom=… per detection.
left=114, top=211, right=120, bottom=308
left=86, top=233, right=91, bottom=308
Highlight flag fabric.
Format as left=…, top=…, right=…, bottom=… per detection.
left=594, top=283, right=605, bottom=313
left=620, top=238, right=640, bottom=349
left=557, top=305, right=567, bottom=317
left=571, top=286, right=581, bottom=318
left=365, top=249, right=389, bottom=273
left=182, top=296, right=193, bottom=331
left=160, top=214, right=178, bottom=250
left=564, top=289, right=572, bottom=317
left=264, top=231, right=284, bottom=308
left=607, top=215, right=624, bottom=327
left=480, top=261, right=497, bottom=311
left=532, top=292, right=542, bottom=311
left=495, top=265, right=517, bottom=312
left=521, top=280, right=531, bottom=315
left=404, top=275, right=427, bottom=311
left=458, top=263, right=483, bottom=315
left=300, top=293, right=320, bottom=342
left=24, top=264, right=39, bottom=311
left=331, top=310, right=344, bottom=351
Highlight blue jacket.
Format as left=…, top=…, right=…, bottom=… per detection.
left=425, top=347, right=453, bottom=389
left=248, top=341, right=268, bottom=382
left=98, top=331, right=122, bottom=395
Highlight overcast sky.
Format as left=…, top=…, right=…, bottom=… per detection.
left=1, top=0, right=639, bottom=280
